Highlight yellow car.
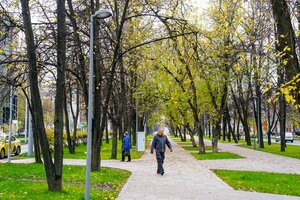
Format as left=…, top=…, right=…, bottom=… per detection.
left=0, top=135, right=21, bottom=159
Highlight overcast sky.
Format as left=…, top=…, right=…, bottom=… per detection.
left=195, top=0, right=210, bottom=12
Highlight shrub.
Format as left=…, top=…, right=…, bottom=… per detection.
left=45, top=128, right=88, bottom=145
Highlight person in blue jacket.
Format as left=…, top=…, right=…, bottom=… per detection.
left=151, top=129, right=173, bottom=175
left=122, top=131, right=131, bottom=162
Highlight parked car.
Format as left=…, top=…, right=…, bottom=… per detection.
left=18, top=128, right=26, bottom=136
left=275, top=132, right=294, bottom=143
left=294, top=128, right=300, bottom=136
left=0, top=135, right=22, bottom=159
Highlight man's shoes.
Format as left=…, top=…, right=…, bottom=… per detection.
left=121, top=160, right=125, bottom=162
left=126, top=160, right=131, bottom=162
left=157, top=171, right=164, bottom=175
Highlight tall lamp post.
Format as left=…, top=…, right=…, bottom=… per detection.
left=85, top=8, right=112, bottom=200
left=7, top=85, right=13, bottom=163
left=252, top=96, right=260, bottom=150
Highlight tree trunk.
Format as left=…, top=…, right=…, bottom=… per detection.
left=208, top=118, right=211, bottom=138
left=106, top=119, right=109, bottom=144
left=231, top=86, right=251, bottom=146
left=186, top=126, right=197, bottom=147
left=252, top=40, right=264, bottom=148
left=91, top=0, right=130, bottom=171
left=279, top=93, right=286, bottom=152
left=267, top=101, right=277, bottom=145
left=90, top=0, right=103, bottom=172
left=183, top=127, right=187, bottom=141
left=236, top=117, right=240, bottom=140
left=64, top=84, right=74, bottom=154
left=298, top=0, right=300, bottom=56
left=66, top=0, right=88, bottom=109
left=222, top=115, right=226, bottom=142
left=278, top=53, right=286, bottom=152
left=171, top=127, right=177, bottom=137
left=32, top=119, right=42, bottom=163
left=226, top=106, right=237, bottom=143
left=111, top=118, right=118, bottom=159
left=21, top=0, right=56, bottom=191
left=198, top=125, right=206, bottom=154
left=212, top=119, right=221, bottom=152
left=177, top=126, right=184, bottom=141
left=52, top=0, right=66, bottom=191
left=69, top=81, right=79, bottom=149
left=271, top=0, right=300, bottom=105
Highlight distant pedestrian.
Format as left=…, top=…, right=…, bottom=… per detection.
left=150, top=129, right=173, bottom=175
left=122, top=131, right=131, bottom=162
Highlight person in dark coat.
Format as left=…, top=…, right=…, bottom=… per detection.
left=150, top=129, right=173, bottom=175
left=122, top=131, right=131, bottom=162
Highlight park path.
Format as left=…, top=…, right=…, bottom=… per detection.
left=3, top=138, right=300, bottom=200
left=200, top=139, right=300, bottom=174
left=111, top=138, right=300, bottom=200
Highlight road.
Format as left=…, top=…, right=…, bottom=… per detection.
left=263, top=138, right=300, bottom=146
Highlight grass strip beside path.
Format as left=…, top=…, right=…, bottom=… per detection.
left=191, top=152, right=244, bottom=160
left=171, top=135, right=243, bottom=160
left=19, top=138, right=147, bottom=160
left=0, top=163, right=130, bottom=199
left=213, top=169, right=300, bottom=196
left=239, top=142, right=300, bottom=160
left=182, top=146, right=213, bottom=151
left=204, top=135, right=300, bottom=160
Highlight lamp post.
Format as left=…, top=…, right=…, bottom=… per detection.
left=24, top=96, right=28, bottom=142
left=252, top=103, right=256, bottom=150
left=7, top=85, right=13, bottom=163
left=85, top=8, right=112, bottom=200
left=252, top=96, right=260, bottom=150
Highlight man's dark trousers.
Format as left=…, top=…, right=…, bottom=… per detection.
left=156, top=151, right=165, bottom=173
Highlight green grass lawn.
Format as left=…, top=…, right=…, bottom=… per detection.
left=191, top=152, right=244, bottom=160
left=181, top=145, right=213, bottom=151
left=172, top=138, right=197, bottom=146
left=205, top=135, right=300, bottom=160
left=171, top=136, right=242, bottom=160
left=213, top=169, right=300, bottom=196
left=21, top=140, right=28, bottom=145
left=19, top=138, right=146, bottom=160
left=239, top=141, right=300, bottom=160
left=0, top=163, right=130, bottom=199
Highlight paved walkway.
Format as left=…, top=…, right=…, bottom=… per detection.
left=3, top=138, right=300, bottom=200
left=200, top=140, right=300, bottom=174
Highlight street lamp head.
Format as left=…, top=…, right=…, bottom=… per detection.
left=93, top=9, right=113, bottom=19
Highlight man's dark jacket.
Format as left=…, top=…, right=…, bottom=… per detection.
left=151, top=134, right=172, bottom=153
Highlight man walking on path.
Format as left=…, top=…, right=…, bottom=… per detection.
left=151, top=129, right=173, bottom=175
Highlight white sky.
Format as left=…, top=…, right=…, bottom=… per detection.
left=194, top=0, right=210, bottom=13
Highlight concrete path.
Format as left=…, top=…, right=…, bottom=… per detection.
left=200, top=140, right=300, bottom=174
left=113, top=139, right=300, bottom=200
left=2, top=138, right=300, bottom=200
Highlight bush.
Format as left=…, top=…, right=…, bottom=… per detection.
left=45, top=128, right=54, bottom=145
left=45, top=128, right=88, bottom=145
left=75, top=130, right=87, bottom=143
